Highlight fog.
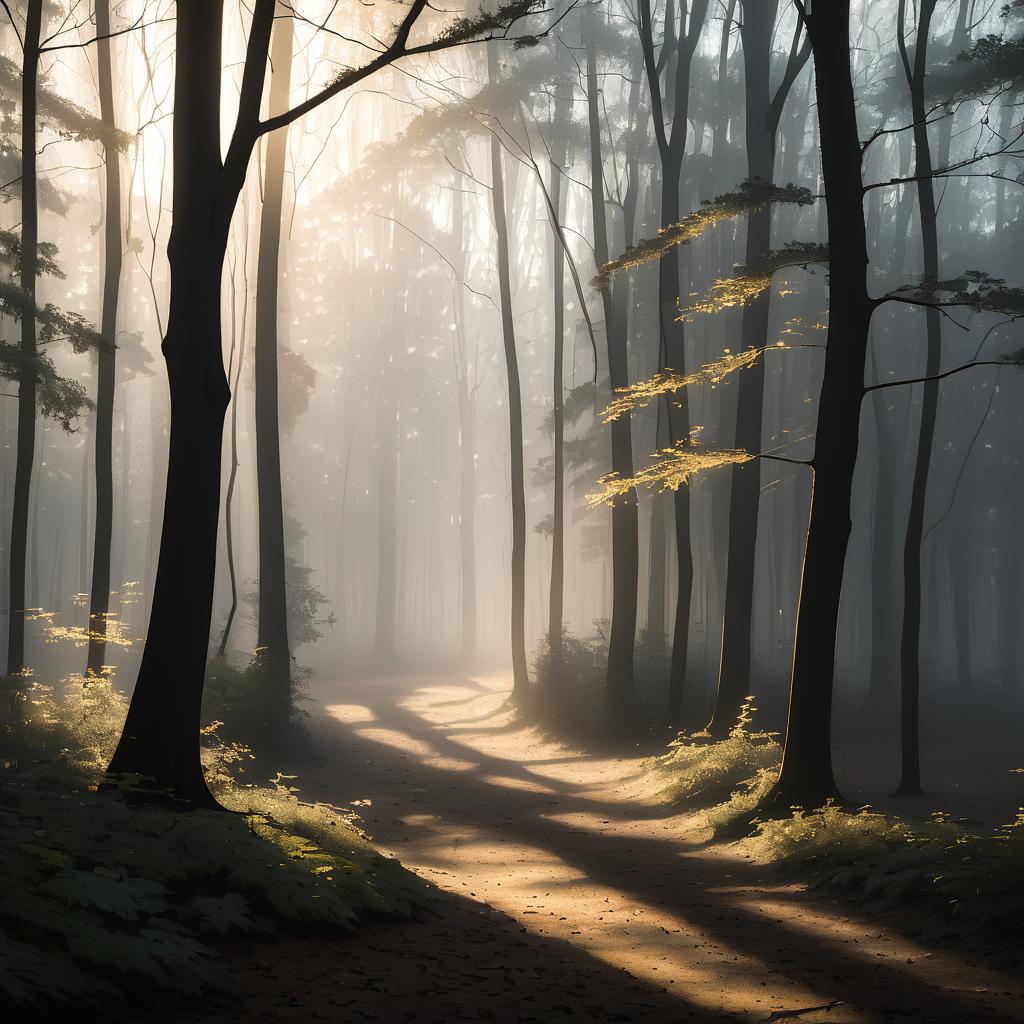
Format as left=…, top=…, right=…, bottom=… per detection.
left=5, top=0, right=1021, bottom=744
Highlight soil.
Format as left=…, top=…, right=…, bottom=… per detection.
left=130, top=671, right=1024, bottom=1024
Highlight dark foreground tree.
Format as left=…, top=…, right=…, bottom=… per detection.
left=766, top=0, right=870, bottom=809
left=107, top=0, right=547, bottom=805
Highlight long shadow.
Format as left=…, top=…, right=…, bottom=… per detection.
left=295, top=673, right=1024, bottom=1024
left=120, top=886, right=715, bottom=1023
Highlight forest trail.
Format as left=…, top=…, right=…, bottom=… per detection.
left=154, top=672, right=1024, bottom=1023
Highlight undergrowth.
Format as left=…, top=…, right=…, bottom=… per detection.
left=0, top=672, right=423, bottom=1010
left=752, top=802, right=1024, bottom=937
left=651, top=706, right=1024, bottom=936
left=528, top=625, right=663, bottom=747
left=653, top=698, right=781, bottom=818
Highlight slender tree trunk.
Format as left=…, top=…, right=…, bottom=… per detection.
left=548, top=88, right=570, bottom=665
left=451, top=187, right=477, bottom=665
left=488, top=44, right=529, bottom=698
left=767, top=0, right=871, bottom=809
left=661, top=156, right=693, bottom=726
left=218, top=251, right=248, bottom=658
left=646, top=494, right=667, bottom=642
left=374, top=378, right=399, bottom=663
left=86, top=0, right=124, bottom=677
left=6, top=1, right=42, bottom=676
left=253, top=7, right=294, bottom=731
left=587, top=28, right=638, bottom=723
left=637, top=0, right=709, bottom=726
left=866, top=346, right=902, bottom=716
left=708, top=0, right=777, bottom=736
left=896, top=0, right=939, bottom=796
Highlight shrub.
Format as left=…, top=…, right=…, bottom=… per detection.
left=653, top=698, right=781, bottom=810
left=753, top=801, right=1024, bottom=936
left=0, top=673, right=423, bottom=1010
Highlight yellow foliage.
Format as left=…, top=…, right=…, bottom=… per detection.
left=45, top=618, right=135, bottom=649
left=586, top=434, right=753, bottom=508
left=677, top=273, right=774, bottom=321
left=602, top=344, right=786, bottom=423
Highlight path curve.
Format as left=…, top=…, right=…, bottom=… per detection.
left=152, top=672, right=1024, bottom=1023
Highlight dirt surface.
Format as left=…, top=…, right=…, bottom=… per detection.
left=135, top=671, right=1023, bottom=1023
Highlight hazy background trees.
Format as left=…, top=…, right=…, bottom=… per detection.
left=1, top=0, right=1022, bottom=803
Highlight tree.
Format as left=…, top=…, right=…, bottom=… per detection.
left=636, top=0, right=710, bottom=725
left=488, top=41, right=530, bottom=699
left=252, top=5, right=296, bottom=736
left=2, top=1, right=109, bottom=675
left=106, top=0, right=547, bottom=805
left=86, top=0, right=125, bottom=678
left=707, top=0, right=810, bottom=737
left=586, top=16, right=638, bottom=723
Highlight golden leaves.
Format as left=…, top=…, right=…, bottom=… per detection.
left=586, top=435, right=753, bottom=508
left=601, top=344, right=786, bottom=423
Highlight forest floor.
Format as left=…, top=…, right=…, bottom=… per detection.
left=136, top=671, right=1024, bottom=1024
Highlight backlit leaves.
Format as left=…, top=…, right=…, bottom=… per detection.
left=676, top=243, right=829, bottom=322
left=594, top=181, right=815, bottom=288
left=602, top=345, right=788, bottom=423
left=587, top=434, right=753, bottom=507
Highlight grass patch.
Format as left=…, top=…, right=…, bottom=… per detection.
left=0, top=672, right=424, bottom=1011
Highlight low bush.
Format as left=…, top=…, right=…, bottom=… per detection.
left=652, top=699, right=781, bottom=830
left=752, top=801, right=1024, bottom=935
left=0, top=672, right=423, bottom=1010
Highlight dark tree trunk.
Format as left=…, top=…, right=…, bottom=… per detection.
left=708, top=0, right=777, bottom=737
left=637, top=0, right=709, bottom=727
left=895, top=0, right=939, bottom=796
left=253, top=7, right=295, bottom=729
left=767, top=0, right=872, bottom=810
left=646, top=494, right=667, bottom=643
left=587, top=27, right=639, bottom=723
left=107, top=4, right=242, bottom=806
left=6, top=0, right=42, bottom=676
left=86, top=0, right=124, bottom=677
left=488, top=44, right=529, bottom=698
left=866, top=346, right=904, bottom=717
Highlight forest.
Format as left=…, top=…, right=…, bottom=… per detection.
left=0, top=0, right=1022, bottom=1020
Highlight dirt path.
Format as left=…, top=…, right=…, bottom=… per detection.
left=157, top=671, right=1023, bottom=1023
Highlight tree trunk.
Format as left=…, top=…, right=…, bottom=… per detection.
left=253, top=7, right=295, bottom=731
left=661, top=154, right=693, bottom=727
left=488, top=45, right=529, bottom=698
left=708, top=0, right=777, bottom=736
left=86, top=0, right=124, bottom=677
left=587, top=28, right=638, bottom=723
left=895, top=0, right=939, bottom=796
left=6, top=0, right=42, bottom=676
left=451, top=188, right=477, bottom=665
left=767, top=0, right=871, bottom=810
left=374, top=380, right=399, bottom=663
left=547, top=87, right=570, bottom=665
left=107, top=4, right=235, bottom=806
